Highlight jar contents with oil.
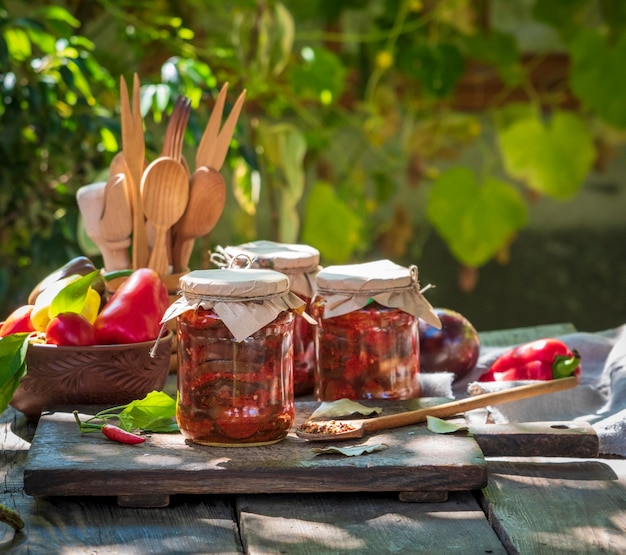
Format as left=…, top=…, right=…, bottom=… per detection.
left=166, top=268, right=306, bottom=446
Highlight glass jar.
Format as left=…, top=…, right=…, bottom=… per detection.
left=312, top=260, right=441, bottom=402
left=221, top=241, right=321, bottom=396
left=168, top=268, right=305, bottom=446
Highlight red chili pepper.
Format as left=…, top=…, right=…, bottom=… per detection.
left=93, top=268, right=169, bottom=344
left=479, top=338, right=581, bottom=382
left=101, top=424, right=146, bottom=445
left=73, top=411, right=146, bottom=445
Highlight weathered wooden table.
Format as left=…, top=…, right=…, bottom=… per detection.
left=2, top=324, right=625, bottom=554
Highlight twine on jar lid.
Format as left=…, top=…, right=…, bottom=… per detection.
left=160, top=268, right=315, bottom=343
left=213, top=241, right=321, bottom=298
left=314, top=259, right=441, bottom=328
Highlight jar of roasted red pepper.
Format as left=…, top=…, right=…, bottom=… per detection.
left=220, top=241, right=321, bottom=396
left=312, top=260, right=441, bottom=401
left=163, top=268, right=306, bottom=446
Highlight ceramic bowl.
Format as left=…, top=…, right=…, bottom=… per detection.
left=10, top=330, right=174, bottom=419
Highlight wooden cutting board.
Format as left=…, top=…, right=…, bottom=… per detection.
left=23, top=401, right=597, bottom=508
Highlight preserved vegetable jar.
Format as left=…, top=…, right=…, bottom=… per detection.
left=221, top=241, right=321, bottom=395
left=312, top=260, right=441, bottom=401
left=162, top=268, right=306, bottom=446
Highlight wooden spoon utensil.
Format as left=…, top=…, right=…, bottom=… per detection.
left=296, top=377, right=580, bottom=442
left=196, top=84, right=246, bottom=171
left=140, top=157, right=189, bottom=275
left=171, top=166, right=226, bottom=273
left=99, top=172, right=132, bottom=270
left=76, top=182, right=120, bottom=272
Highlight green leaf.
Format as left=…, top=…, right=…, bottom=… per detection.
left=532, top=0, right=591, bottom=42
left=4, top=27, right=32, bottom=62
left=310, top=399, right=383, bottom=420
left=36, top=5, right=80, bottom=28
left=569, top=29, right=626, bottom=128
left=498, top=110, right=594, bottom=199
left=270, top=2, right=295, bottom=76
left=311, top=443, right=388, bottom=457
left=49, top=270, right=99, bottom=318
left=427, top=167, right=528, bottom=268
left=400, top=42, right=465, bottom=99
left=118, top=391, right=178, bottom=433
left=301, top=182, right=363, bottom=263
left=232, top=158, right=258, bottom=216
left=426, top=415, right=468, bottom=434
left=288, top=47, right=346, bottom=103
left=462, top=30, right=522, bottom=87
left=0, top=334, right=30, bottom=415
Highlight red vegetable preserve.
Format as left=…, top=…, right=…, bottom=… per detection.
left=174, top=269, right=302, bottom=446
left=312, top=260, right=441, bottom=402
left=222, top=240, right=320, bottom=396
left=312, top=300, right=420, bottom=400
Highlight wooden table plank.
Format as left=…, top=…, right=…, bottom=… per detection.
left=1, top=490, right=243, bottom=555
left=237, top=491, right=507, bottom=554
left=482, top=458, right=626, bottom=554
left=1, top=408, right=243, bottom=554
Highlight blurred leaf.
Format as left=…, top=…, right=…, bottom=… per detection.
left=4, top=28, right=32, bottom=61
left=498, top=111, right=595, bottom=199
left=399, top=42, right=465, bottom=99
left=232, top=158, right=258, bottom=216
left=427, top=167, right=528, bottom=268
left=599, top=0, right=626, bottom=40
left=271, top=2, right=295, bottom=76
left=569, top=29, right=626, bottom=128
left=288, top=47, right=346, bottom=103
left=302, top=182, right=362, bottom=263
left=256, top=121, right=306, bottom=242
left=462, top=30, right=523, bottom=87
left=532, top=0, right=592, bottom=42
left=36, top=5, right=80, bottom=27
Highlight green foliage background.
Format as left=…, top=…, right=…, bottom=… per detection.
left=1, top=0, right=626, bottom=319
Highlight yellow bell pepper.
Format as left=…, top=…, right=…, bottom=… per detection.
left=30, top=275, right=101, bottom=331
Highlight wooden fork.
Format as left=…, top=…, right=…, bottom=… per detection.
left=163, top=95, right=191, bottom=165
left=120, top=74, right=149, bottom=269
left=196, top=84, right=246, bottom=171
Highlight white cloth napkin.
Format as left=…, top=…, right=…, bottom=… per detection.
left=452, top=325, right=626, bottom=457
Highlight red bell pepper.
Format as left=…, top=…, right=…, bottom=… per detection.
left=93, top=268, right=169, bottom=344
left=0, top=305, right=35, bottom=337
left=479, top=338, right=581, bottom=382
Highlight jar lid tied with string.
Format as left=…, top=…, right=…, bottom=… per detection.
left=161, top=268, right=310, bottom=343
left=216, top=240, right=321, bottom=396
left=311, top=259, right=441, bottom=402
left=314, top=259, right=441, bottom=328
left=216, top=240, right=321, bottom=299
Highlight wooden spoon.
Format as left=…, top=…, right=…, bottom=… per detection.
left=140, top=157, right=189, bottom=275
left=295, top=377, right=579, bottom=442
left=171, top=166, right=226, bottom=273
left=76, top=182, right=119, bottom=271
left=99, top=172, right=132, bottom=270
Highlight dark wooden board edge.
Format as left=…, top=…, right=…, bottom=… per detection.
left=23, top=403, right=489, bottom=503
